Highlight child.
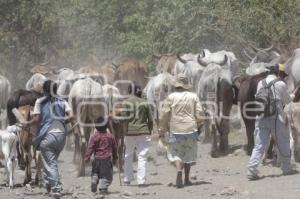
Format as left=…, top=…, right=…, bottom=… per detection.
left=85, top=116, right=118, bottom=194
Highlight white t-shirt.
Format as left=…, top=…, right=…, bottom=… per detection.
left=256, top=74, right=294, bottom=122
left=33, top=96, right=72, bottom=133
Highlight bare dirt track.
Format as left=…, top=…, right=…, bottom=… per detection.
left=0, top=128, right=300, bottom=199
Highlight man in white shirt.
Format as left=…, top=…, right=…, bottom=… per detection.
left=25, top=80, right=73, bottom=198
left=247, top=64, right=299, bottom=180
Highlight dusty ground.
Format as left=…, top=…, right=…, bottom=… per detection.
left=0, top=125, right=300, bottom=199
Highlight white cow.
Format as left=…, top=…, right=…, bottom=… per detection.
left=175, top=49, right=238, bottom=92
left=285, top=48, right=300, bottom=92
left=0, top=125, right=20, bottom=188
left=25, top=73, right=47, bottom=93
left=0, top=75, right=11, bottom=128
left=285, top=102, right=300, bottom=163
left=174, top=52, right=207, bottom=91
left=143, top=73, right=175, bottom=124
left=244, top=48, right=281, bottom=76
left=69, top=77, right=105, bottom=176
left=197, top=54, right=235, bottom=157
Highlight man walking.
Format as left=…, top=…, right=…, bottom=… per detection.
left=247, top=64, right=299, bottom=180
left=122, top=82, right=153, bottom=186
left=25, top=80, right=74, bottom=198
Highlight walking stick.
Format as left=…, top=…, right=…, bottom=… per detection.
left=117, top=152, right=122, bottom=186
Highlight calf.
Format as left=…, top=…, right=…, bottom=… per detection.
left=18, top=105, right=42, bottom=185
left=261, top=102, right=300, bottom=165
left=285, top=102, right=300, bottom=162
left=0, top=125, right=20, bottom=188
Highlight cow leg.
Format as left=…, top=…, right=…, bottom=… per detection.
left=211, top=124, right=218, bottom=158
left=218, top=119, right=230, bottom=154
left=7, top=157, right=16, bottom=189
left=77, top=141, right=86, bottom=177
left=77, top=125, right=89, bottom=177
left=65, top=123, right=73, bottom=151
left=65, top=134, right=73, bottom=151
left=17, top=142, right=25, bottom=170
left=6, top=159, right=12, bottom=188
left=34, top=151, right=43, bottom=186
left=244, top=119, right=255, bottom=155
left=73, top=123, right=81, bottom=163
left=119, top=133, right=125, bottom=172
left=4, top=160, right=9, bottom=187
left=24, top=152, right=32, bottom=185
left=290, top=119, right=300, bottom=162
left=202, top=118, right=212, bottom=143
left=73, top=132, right=80, bottom=163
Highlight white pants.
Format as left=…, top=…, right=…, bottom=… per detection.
left=124, top=135, right=151, bottom=184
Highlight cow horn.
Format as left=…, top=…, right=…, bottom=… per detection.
left=252, top=44, right=274, bottom=53
left=200, top=49, right=206, bottom=58
left=52, top=68, right=60, bottom=75
left=219, top=55, right=228, bottom=66
left=233, top=75, right=241, bottom=83
left=263, top=45, right=274, bottom=52
left=145, top=75, right=151, bottom=79
left=40, top=61, right=49, bottom=66
left=152, top=54, right=161, bottom=59
left=250, top=56, right=257, bottom=65
left=176, top=53, right=187, bottom=64
left=112, top=62, right=119, bottom=68
left=197, top=54, right=208, bottom=66
left=243, top=49, right=254, bottom=61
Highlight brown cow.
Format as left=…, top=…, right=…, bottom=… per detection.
left=237, top=72, right=268, bottom=155
left=18, top=105, right=42, bottom=185
left=99, top=64, right=116, bottom=85
left=79, top=63, right=116, bottom=85
left=7, top=89, right=42, bottom=169
left=30, top=64, right=54, bottom=75
left=114, top=58, right=149, bottom=95
left=103, top=84, right=126, bottom=170
left=154, top=53, right=177, bottom=74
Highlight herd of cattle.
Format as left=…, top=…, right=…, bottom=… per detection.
left=1, top=47, right=300, bottom=188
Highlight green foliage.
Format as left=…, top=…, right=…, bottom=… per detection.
left=1, top=0, right=300, bottom=87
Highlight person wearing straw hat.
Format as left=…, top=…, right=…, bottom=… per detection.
left=247, top=64, right=300, bottom=180
left=159, top=73, right=205, bottom=188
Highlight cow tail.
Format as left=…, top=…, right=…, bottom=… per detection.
left=216, top=77, right=221, bottom=118
left=109, top=88, right=113, bottom=114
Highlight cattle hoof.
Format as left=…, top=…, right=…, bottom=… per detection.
left=77, top=171, right=85, bottom=177
left=211, top=151, right=218, bottom=158
left=23, top=179, right=32, bottom=186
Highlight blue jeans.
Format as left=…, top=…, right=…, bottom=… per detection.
left=247, top=116, right=292, bottom=176
left=40, top=132, right=66, bottom=192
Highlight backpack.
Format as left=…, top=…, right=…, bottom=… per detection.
left=255, top=79, right=279, bottom=117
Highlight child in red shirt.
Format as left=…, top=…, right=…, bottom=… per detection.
left=85, top=116, right=118, bottom=194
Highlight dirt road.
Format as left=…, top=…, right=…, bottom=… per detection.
left=0, top=128, right=299, bottom=199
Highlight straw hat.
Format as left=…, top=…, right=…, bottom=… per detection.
left=278, top=63, right=288, bottom=76
left=174, top=73, right=192, bottom=90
